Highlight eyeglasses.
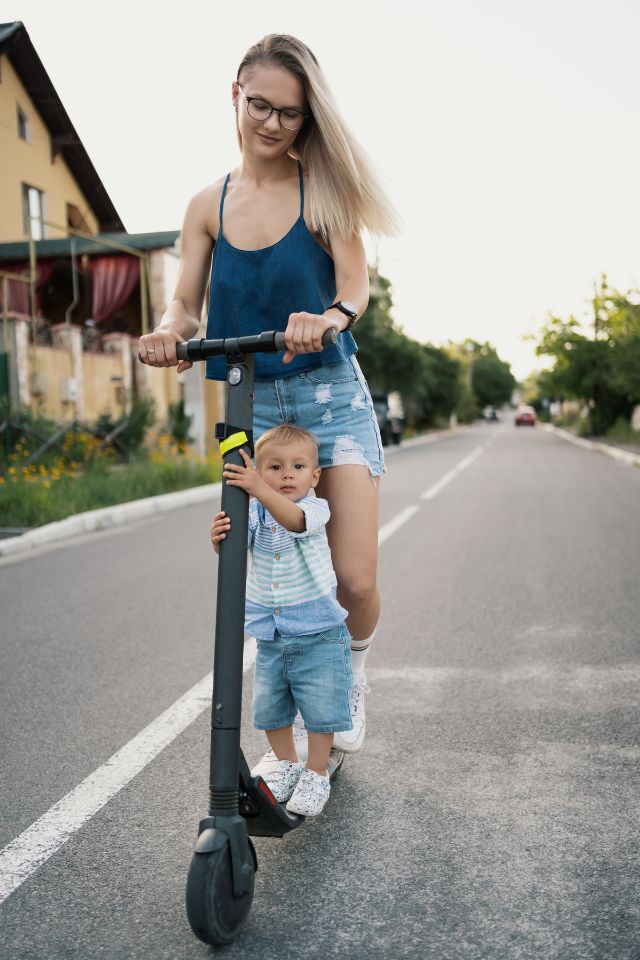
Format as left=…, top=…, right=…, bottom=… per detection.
left=238, top=86, right=308, bottom=132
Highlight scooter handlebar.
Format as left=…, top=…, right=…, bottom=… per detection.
left=138, top=327, right=337, bottom=365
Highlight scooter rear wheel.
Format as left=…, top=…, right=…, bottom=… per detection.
left=185, top=842, right=255, bottom=946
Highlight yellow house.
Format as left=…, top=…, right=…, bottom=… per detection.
left=0, top=21, right=222, bottom=457
left=0, top=20, right=122, bottom=243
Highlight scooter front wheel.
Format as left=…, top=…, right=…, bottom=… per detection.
left=185, top=842, right=255, bottom=946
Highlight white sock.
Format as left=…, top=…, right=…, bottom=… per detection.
left=350, top=630, right=375, bottom=680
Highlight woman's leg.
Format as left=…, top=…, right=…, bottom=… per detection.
left=315, top=463, right=381, bottom=642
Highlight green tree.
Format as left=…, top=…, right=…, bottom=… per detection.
left=593, top=277, right=640, bottom=404
left=533, top=277, right=639, bottom=435
left=471, top=345, right=518, bottom=409
left=446, top=339, right=515, bottom=422
left=355, top=267, right=461, bottom=427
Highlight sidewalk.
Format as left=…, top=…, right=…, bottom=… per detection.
left=541, top=423, right=640, bottom=468
left=0, top=426, right=466, bottom=560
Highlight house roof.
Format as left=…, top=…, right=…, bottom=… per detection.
left=0, top=230, right=180, bottom=262
left=0, top=21, right=125, bottom=232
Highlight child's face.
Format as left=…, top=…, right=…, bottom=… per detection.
left=257, top=440, right=321, bottom=501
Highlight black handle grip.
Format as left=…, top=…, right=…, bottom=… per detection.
left=138, top=327, right=337, bottom=364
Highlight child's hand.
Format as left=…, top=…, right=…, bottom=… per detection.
left=222, top=449, right=264, bottom=496
left=210, top=511, right=230, bottom=553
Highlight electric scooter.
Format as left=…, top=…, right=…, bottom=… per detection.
left=148, top=329, right=343, bottom=945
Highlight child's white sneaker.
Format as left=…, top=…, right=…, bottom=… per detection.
left=262, top=760, right=304, bottom=803
left=286, top=767, right=331, bottom=817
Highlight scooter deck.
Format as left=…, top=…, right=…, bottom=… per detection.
left=239, top=748, right=345, bottom=837
left=327, top=746, right=346, bottom=781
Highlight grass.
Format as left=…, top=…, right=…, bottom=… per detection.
left=0, top=445, right=222, bottom=529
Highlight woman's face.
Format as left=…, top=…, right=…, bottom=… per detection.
left=232, top=64, right=306, bottom=159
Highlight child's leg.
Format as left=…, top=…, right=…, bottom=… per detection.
left=306, top=732, right=334, bottom=777
left=260, top=725, right=304, bottom=803
left=266, top=725, right=297, bottom=764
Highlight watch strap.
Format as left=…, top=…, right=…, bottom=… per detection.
left=327, top=300, right=358, bottom=331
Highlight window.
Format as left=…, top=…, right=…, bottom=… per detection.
left=21, top=183, right=45, bottom=239
left=17, top=105, right=30, bottom=141
left=66, top=202, right=92, bottom=234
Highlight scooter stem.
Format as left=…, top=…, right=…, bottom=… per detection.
left=209, top=352, right=255, bottom=816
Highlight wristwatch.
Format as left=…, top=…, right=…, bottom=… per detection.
left=326, top=300, right=358, bottom=331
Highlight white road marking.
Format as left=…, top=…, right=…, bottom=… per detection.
left=378, top=505, right=420, bottom=545
left=1, top=435, right=491, bottom=903
left=0, top=638, right=257, bottom=905
left=421, top=444, right=485, bottom=500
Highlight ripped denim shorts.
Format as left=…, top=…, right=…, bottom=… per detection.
left=252, top=355, right=386, bottom=478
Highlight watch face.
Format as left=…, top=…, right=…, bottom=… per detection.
left=340, top=300, right=357, bottom=316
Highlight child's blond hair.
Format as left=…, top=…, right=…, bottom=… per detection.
left=254, top=424, right=319, bottom=467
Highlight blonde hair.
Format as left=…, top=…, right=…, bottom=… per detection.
left=236, top=34, right=400, bottom=241
left=255, top=424, right=319, bottom=466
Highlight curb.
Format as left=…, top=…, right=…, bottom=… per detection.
left=541, top=423, right=640, bottom=468
left=0, top=482, right=222, bottom=559
left=0, top=425, right=468, bottom=560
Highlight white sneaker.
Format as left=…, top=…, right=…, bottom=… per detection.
left=286, top=767, right=331, bottom=817
left=251, top=747, right=280, bottom=780
left=293, top=713, right=309, bottom=762
left=262, top=760, right=304, bottom=803
left=333, top=677, right=370, bottom=753
left=251, top=717, right=308, bottom=780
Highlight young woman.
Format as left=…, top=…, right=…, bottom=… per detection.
left=138, top=33, right=399, bottom=756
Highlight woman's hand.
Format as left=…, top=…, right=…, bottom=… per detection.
left=222, top=449, right=265, bottom=496
left=138, top=327, right=193, bottom=374
left=210, top=511, right=230, bottom=553
left=283, top=312, right=341, bottom=364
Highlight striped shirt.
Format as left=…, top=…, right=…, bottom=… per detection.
left=245, top=495, right=348, bottom=641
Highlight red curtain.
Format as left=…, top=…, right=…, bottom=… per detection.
left=2, top=260, right=56, bottom=316
left=88, top=255, right=140, bottom=324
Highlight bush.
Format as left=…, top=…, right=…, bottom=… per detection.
left=166, top=399, right=194, bottom=448
left=606, top=416, right=640, bottom=446
left=0, top=448, right=222, bottom=528
left=93, top=393, right=156, bottom=457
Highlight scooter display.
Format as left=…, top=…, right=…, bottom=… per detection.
left=150, top=329, right=343, bottom=945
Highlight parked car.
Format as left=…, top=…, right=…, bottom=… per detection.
left=371, top=390, right=404, bottom=446
left=514, top=404, right=537, bottom=426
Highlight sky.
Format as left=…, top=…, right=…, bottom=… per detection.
left=2, top=0, right=639, bottom=380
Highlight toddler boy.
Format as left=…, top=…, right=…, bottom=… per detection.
left=210, top=424, right=352, bottom=816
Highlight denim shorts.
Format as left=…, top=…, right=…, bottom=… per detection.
left=252, top=623, right=353, bottom=733
left=253, top=355, right=386, bottom=479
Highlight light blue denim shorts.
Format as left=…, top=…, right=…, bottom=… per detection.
left=252, top=624, right=353, bottom=734
left=253, top=355, right=386, bottom=479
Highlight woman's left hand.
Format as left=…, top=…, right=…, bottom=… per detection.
left=283, top=312, right=341, bottom=364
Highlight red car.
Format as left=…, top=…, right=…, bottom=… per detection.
left=514, top=404, right=537, bottom=426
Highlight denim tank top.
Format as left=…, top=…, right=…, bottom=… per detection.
left=204, top=160, right=357, bottom=380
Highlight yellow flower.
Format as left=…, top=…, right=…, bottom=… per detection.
left=43, top=480, right=51, bottom=488
left=8, top=466, right=16, bottom=475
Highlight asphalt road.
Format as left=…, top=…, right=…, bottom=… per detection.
left=1, top=421, right=639, bottom=959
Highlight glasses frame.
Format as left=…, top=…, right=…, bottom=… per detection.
left=237, top=85, right=309, bottom=132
